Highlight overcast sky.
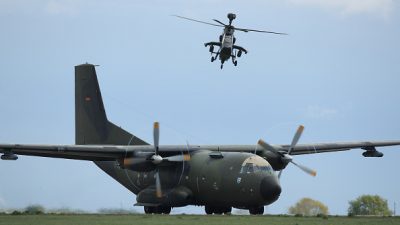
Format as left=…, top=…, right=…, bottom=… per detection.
left=0, top=0, right=400, bottom=215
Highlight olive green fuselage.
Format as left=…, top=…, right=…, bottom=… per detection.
left=95, top=150, right=280, bottom=209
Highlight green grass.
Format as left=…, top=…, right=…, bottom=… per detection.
left=0, top=214, right=399, bottom=225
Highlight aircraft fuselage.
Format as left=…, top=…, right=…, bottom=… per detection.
left=95, top=151, right=281, bottom=209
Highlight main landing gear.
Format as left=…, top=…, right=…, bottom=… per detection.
left=205, top=205, right=232, bottom=215
left=249, top=206, right=264, bottom=215
left=144, top=206, right=171, bottom=214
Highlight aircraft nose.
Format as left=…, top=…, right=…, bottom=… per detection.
left=260, top=177, right=281, bottom=204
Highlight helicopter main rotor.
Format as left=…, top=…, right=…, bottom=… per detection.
left=173, top=13, right=287, bottom=35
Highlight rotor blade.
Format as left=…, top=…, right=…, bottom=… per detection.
left=234, top=27, right=288, bottom=35
left=213, top=19, right=226, bottom=26
left=164, top=154, right=191, bottom=162
left=155, top=171, right=162, bottom=198
left=258, top=139, right=280, bottom=155
left=291, top=161, right=317, bottom=177
left=172, top=15, right=224, bottom=28
left=288, top=125, right=304, bottom=154
left=153, top=122, right=160, bottom=155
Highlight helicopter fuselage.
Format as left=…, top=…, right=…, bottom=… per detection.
left=205, top=27, right=247, bottom=69
left=219, top=32, right=234, bottom=63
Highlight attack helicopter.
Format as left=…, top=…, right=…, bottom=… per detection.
left=174, top=13, right=287, bottom=69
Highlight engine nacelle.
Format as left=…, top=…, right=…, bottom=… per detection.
left=362, top=150, right=384, bottom=157
left=120, top=157, right=155, bottom=172
left=258, top=150, right=289, bottom=171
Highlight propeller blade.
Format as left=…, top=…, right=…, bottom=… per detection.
left=258, top=139, right=280, bottom=155
left=172, top=15, right=224, bottom=28
left=278, top=170, right=283, bottom=179
left=186, top=140, right=190, bottom=151
left=234, top=27, right=287, bottom=35
left=164, top=154, right=191, bottom=162
left=288, top=125, right=304, bottom=154
left=291, top=161, right=317, bottom=177
left=155, top=171, right=162, bottom=198
left=213, top=19, right=226, bottom=26
left=153, top=122, right=160, bottom=155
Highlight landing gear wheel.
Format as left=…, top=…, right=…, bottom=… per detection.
left=237, top=50, right=242, bottom=57
left=211, top=57, right=215, bottom=62
left=249, top=206, right=264, bottom=215
left=205, top=206, right=213, bottom=215
left=222, top=207, right=232, bottom=214
left=160, top=206, right=171, bottom=214
left=205, top=206, right=231, bottom=215
left=144, top=206, right=171, bottom=214
left=144, top=206, right=153, bottom=214
left=234, top=61, right=237, bottom=66
left=220, top=64, right=223, bottom=69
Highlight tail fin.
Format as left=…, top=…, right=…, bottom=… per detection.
left=75, top=63, right=148, bottom=146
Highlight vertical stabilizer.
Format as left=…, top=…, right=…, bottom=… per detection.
left=75, top=64, right=148, bottom=146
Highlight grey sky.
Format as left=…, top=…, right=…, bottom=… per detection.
left=0, top=0, right=400, bottom=215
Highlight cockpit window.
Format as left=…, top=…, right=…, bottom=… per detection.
left=240, top=163, right=254, bottom=174
left=240, top=156, right=273, bottom=174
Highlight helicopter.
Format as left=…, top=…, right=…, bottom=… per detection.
left=174, top=13, right=287, bottom=69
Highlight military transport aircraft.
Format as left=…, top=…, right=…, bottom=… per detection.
left=1, top=64, right=400, bottom=215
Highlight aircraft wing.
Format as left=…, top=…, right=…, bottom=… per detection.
left=0, top=144, right=139, bottom=161
left=0, top=144, right=191, bottom=161
left=280, top=140, right=400, bottom=155
left=2, top=140, right=400, bottom=161
left=183, top=140, right=400, bottom=156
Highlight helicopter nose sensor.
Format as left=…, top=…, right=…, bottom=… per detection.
left=227, top=13, right=236, bottom=21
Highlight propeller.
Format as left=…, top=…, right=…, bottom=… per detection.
left=150, top=122, right=191, bottom=198
left=258, top=125, right=316, bottom=179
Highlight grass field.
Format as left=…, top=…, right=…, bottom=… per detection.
left=0, top=214, right=399, bottom=225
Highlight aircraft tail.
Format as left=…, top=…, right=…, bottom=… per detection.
left=74, top=63, right=148, bottom=146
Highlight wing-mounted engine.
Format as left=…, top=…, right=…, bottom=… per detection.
left=120, top=155, right=156, bottom=172
left=257, top=125, right=317, bottom=178
left=362, top=146, right=384, bottom=157
left=122, top=122, right=191, bottom=202
left=258, top=150, right=287, bottom=171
